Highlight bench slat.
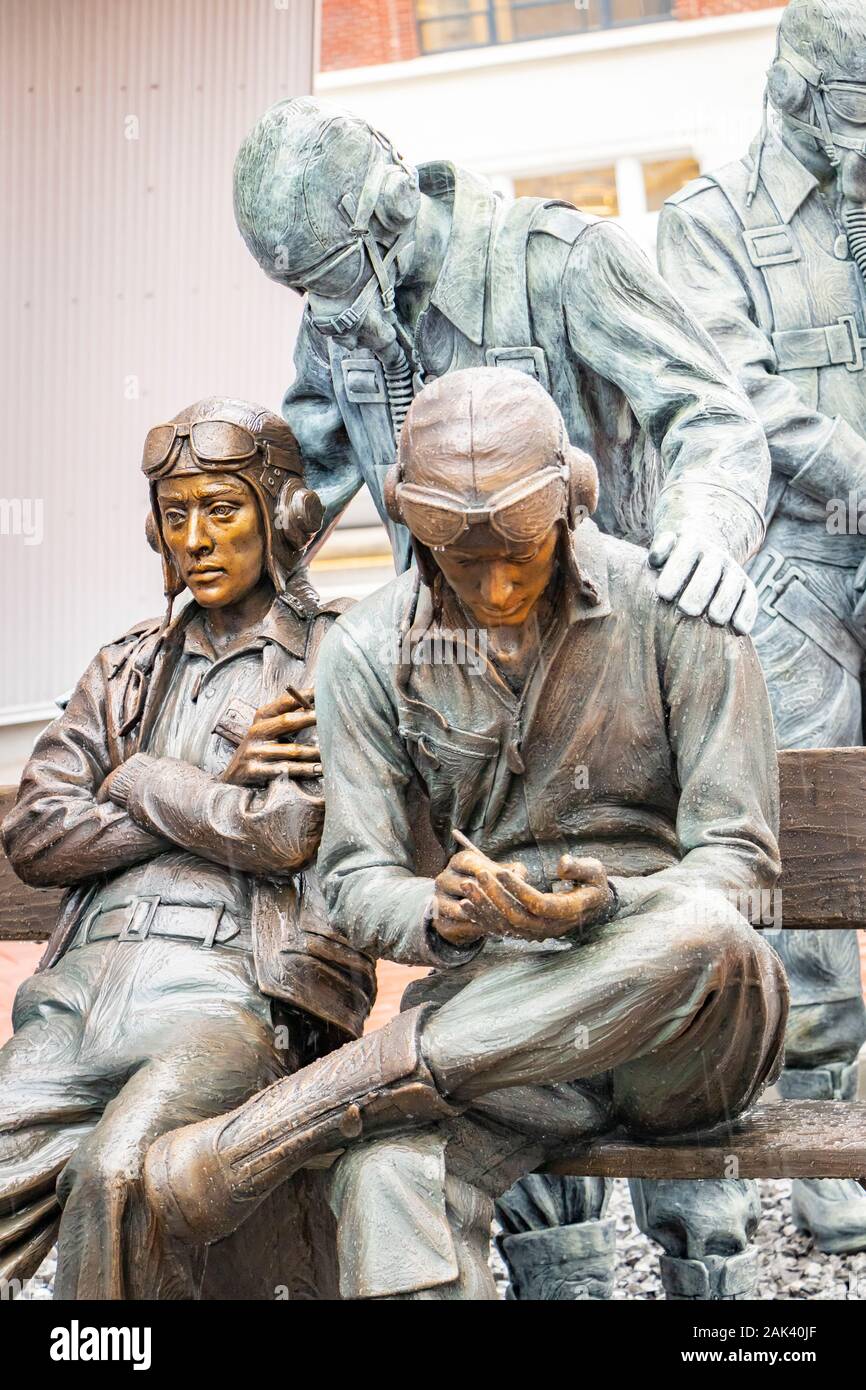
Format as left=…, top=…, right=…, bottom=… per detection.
left=543, top=1101, right=866, bottom=1180
left=778, top=748, right=866, bottom=928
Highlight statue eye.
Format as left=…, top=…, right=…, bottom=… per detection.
left=210, top=503, right=238, bottom=519
left=163, top=509, right=185, bottom=527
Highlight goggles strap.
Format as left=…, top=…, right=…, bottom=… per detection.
left=814, top=86, right=842, bottom=166
left=348, top=142, right=386, bottom=237
left=363, top=231, right=397, bottom=310
left=777, top=35, right=824, bottom=88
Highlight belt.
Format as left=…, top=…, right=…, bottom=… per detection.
left=772, top=314, right=865, bottom=373
left=751, top=550, right=864, bottom=677
left=74, top=896, right=247, bottom=950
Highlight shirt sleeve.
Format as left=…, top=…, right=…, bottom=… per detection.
left=562, top=219, right=770, bottom=562
left=1, top=656, right=168, bottom=888
left=283, top=313, right=366, bottom=536
left=611, top=604, right=781, bottom=916
left=657, top=200, right=866, bottom=505
left=315, top=620, right=481, bottom=968
left=111, top=753, right=324, bottom=877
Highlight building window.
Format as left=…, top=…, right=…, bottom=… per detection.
left=415, top=1, right=674, bottom=56
left=642, top=156, right=700, bottom=212
left=515, top=166, right=620, bottom=218
left=514, top=155, right=699, bottom=219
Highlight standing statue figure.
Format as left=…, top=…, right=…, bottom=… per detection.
left=233, top=94, right=771, bottom=634
left=640, top=0, right=866, bottom=1294
left=143, top=368, right=788, bottom=1302
left=0, top=398, right=373, bottom=1299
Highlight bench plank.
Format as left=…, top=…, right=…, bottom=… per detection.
left=543, top=1101, right=866, bottom=1180
left=778, top=748, right=866, bottom=929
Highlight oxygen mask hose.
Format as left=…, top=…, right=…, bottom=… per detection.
left=378, top=338, right=415, bottom=440
left=845, top=202, right=866, bottom=287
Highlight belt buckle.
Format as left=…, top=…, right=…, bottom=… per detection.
left=837, top=315, right=864, bottom=372
left=119, top=894, right=160, bottom=942
left=752, top=551, right=807, bottom=617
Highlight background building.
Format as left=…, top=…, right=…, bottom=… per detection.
left=318, top=0, right=785, bottom=255
left=0, top=0, right=315, bottom=776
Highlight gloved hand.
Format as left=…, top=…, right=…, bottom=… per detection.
left=649, top=530, right=758, bottom=634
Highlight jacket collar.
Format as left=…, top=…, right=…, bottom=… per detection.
left=563, top=520, right=611, bottom=624
left=750, top=127, right=820, bottom=225
left=418, top=161, right=498, bottom=347
left=176, top=589, right=313, bottom=664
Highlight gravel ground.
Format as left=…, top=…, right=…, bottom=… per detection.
left=15, top=1181, right=866, bottom=1300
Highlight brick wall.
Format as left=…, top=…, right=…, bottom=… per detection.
left=319, top=1, right=781, bottom=73
left=673, top=0, right=779, bottom=19
left=320, top=0, right=419, bottom=72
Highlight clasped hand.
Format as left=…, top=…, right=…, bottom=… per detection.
left=433, top=844, right=614, bottom=948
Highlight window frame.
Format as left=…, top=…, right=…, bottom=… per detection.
left=414, top=0, right=674, bottom=58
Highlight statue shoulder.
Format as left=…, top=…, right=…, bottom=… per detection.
left=529, top=200, right=598, bottom=246
left=664, top=174, right=718, bottom=209
left=317, top=596, right=356, bottom=618
left=100, top=616, right=163, bottom=653
left=98, top=616, right=164, bottom=675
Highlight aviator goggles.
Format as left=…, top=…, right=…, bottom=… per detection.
left=142, top=419, right=294, bottom=481
left=397, top=465, right=569, bottom=549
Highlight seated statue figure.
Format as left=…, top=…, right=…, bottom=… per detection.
left=0, top=397, right=374, bottom=1299
left=144, top=368, right=789, bottom=1302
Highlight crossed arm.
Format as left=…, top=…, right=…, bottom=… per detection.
left=2, top=659, right=323, bottom=887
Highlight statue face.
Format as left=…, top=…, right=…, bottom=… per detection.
left=433, top=524, right=560, bottom=628
left=155, top=471, right=265, bottom=609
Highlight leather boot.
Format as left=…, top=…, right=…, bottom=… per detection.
left=659, top=1247, right=760, bottom=1300
left=781, top=1062, right=866, bottom=1254
left=500, top=1219, right=617, bottom=1300
left=791, top=1181, right=866, bottom=1254
left=145, top=1005, right=460, bottom=1247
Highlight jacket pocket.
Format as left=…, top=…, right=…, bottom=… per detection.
left=398, top=702, right=500, bottom=828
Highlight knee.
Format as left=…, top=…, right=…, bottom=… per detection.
left=663, top=887, right=776, bottom=982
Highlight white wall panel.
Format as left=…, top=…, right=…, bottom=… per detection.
left=0, top=0, right=316, bottom=715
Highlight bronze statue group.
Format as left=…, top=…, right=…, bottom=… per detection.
left=1, top=0, right=865, bottom=1301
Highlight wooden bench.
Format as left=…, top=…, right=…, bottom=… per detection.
left=1, top=749, right=865, bottom=1181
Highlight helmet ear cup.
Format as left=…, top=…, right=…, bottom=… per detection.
left=767, top=59, right=811, bottom=118
left=146, top=505, right=184, bottom=596
left=274, top=480, right=324, bottom=549
left=376, top=168, right=421, bottom=233
left=565, top=446, right=598, bottom=526
left=383, top=462, right=403, bottom=524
